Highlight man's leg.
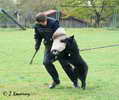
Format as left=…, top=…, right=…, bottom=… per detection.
left=43, top=50, right=60, bottom=88
left=58, top=58, right=79, bottom=88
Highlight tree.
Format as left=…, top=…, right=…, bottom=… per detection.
left=60, top=0, right=119, bottom=27
left=0, top=0, right=16, bottom=11
left=15, top=0, right=63, bottom=14
left=88, top=0, right=117, bottom=27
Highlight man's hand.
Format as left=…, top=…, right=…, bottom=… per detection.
left=35, top=44, right=40, bottom=51
left=34, top=38, right=41, bottom=51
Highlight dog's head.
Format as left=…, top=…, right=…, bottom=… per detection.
left=60, top=35, right=79, bottom=53
left=51, top=35, right=76, bottom=56
left=60, top=35, right=74, bottom=47
left=51, top=40, right=65, bottom=56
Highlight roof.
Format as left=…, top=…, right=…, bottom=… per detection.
left=62, top=16, right=88, bottom=24
left=36, top=10, right=89, bottom=24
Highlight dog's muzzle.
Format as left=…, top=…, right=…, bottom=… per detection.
left=51, top=50, right=59, bottom=56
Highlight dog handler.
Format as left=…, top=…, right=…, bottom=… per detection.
left=33, top=13, right=78, bottom=89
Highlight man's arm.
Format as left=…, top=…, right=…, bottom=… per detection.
left=34, top=27, right=42, bottom=51
left=52, top=20, right=60, bottom=32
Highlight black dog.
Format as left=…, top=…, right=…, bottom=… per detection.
left=51, top=35, right=88, bottom=89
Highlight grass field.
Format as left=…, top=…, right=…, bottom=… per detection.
left=0, top=28, right=119, bottom=100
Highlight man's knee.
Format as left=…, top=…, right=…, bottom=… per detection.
left=43, top=59, right=51, bottom=66
left=43, top=61, right=49, bottom=66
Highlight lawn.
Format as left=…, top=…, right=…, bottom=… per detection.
left=0, top=28, right=119, bottom=100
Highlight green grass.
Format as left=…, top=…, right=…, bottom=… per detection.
left=0, top=28, right=119, bottom=100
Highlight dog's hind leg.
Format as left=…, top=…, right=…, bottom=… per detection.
left=79, top=64, right=88, bottom=90
left=74, top=67, right=87, bottom=89
left=79, top=74, right=86, bottom=90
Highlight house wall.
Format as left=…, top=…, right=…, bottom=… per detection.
left=60, top=19, right=88, bottom=28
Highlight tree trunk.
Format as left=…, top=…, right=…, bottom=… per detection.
left=95, top=12, right=101, bottom=27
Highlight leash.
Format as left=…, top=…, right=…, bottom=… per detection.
left=80, top=43, right=119, bottom=52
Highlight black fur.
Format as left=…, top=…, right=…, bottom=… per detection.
left=52, top=35, right=88, bottom=89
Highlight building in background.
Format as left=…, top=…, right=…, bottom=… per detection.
left=39, top=10, right=89, bottom=27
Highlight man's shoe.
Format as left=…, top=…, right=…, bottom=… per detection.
left=73, top=82, right=79, bottom=88
left=49, top=81, right=60, bottom=89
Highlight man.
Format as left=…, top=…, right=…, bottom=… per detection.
left=33, top=13, right=78, bottom=89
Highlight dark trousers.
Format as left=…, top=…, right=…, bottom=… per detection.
left=43, top=48, right=77, bottom=83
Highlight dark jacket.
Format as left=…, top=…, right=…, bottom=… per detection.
left=34, top=17, right=60, bottom=50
